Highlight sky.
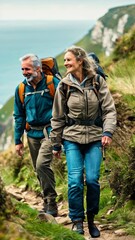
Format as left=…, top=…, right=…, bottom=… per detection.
left=0, top=0, right=135, bottom=21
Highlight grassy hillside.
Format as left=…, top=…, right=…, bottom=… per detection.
left=78, top=4, right=135, bottom=55
left=106, top=25, right=135, bottom=98
left=99, top=4, right=135, bottom=30
left=0, top=96, right=14, bottom=123
left=0, top=96, right=14, bottom=150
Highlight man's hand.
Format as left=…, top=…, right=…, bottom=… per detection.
left=15, top=143, right=24, bottom=157
left=102, top=136, right=112, bottom=147
left=52, top=150, right=62, bottom=159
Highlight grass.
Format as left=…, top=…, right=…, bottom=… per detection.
left=0, top=96, right=14, bottom=123
left=106, top=200, right=135, bottom=235
left=12, top=200, right=85, bottom=240
left=108, top=60, right=135, bottom=93
left=122, top=94, right=135, bottom=111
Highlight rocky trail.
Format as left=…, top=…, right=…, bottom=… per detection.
left=5, top=185, right=135, bottom=240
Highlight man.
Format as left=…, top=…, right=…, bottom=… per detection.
left=14, top=54, right=59, bottom=217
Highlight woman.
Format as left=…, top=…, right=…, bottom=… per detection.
left=50, top=46, right=117, bottom=237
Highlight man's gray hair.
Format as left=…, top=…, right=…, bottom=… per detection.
left=19, top=53, right=42, bottom=69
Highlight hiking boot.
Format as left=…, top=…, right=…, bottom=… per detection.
left=42, top=200, right=58, bottom=217
left=87, top=213, right=100, bottom=238
left=72, top=220, right=84, bottom=235
left=46, top=202, right=58, bottom=217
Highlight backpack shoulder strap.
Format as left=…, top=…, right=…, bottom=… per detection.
left=92, top=74, right=100, bottom=99
left=18, top=82, right=25, bottom=103
left=18, top=82, right=30, bottom=131
left=46, top=75, right=55, bottom=97
left=63, top=83, right=71, bottom=100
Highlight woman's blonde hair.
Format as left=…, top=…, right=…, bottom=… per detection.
left=64, top=46, right=97, bottom=77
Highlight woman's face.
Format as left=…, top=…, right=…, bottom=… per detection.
left=64, top=51, right=82, bottom=74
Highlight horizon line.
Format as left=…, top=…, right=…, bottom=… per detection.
left=0, top=19, right=95, bottom=21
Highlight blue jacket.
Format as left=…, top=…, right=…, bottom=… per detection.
left=14, top=73, right=59, bottom=145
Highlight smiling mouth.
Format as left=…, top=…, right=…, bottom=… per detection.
left=24, top=74, right=33, bottom=80
left=66, top=66, right=72, bottom=70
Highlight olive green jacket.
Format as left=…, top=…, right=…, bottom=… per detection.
left=50, top=74, right=117, bottom=147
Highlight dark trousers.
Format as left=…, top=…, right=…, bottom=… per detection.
left=27, top=136, right=57, bottom=203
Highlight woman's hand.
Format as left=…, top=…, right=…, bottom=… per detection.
left=52, top=150, right=62, bottom=159
left=102, top=136, right=112, bottom=147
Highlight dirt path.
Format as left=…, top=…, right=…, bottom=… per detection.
left=5, top=185, right=135, bottom=240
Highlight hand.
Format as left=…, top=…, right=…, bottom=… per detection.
left=15, top=143, right=24, bottom=157
left=102, top=136, right=112, bottom=147
left=52, top=150, right=62, bottom=159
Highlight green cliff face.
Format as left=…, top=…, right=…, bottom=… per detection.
left=76, top=4, right=135, bottom=56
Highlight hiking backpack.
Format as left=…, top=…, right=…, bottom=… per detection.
left=18, top=57, right=62, bottom=130
left=41, top=57, right=62, bottom=80
left=88, top=52, right=108, bottom=80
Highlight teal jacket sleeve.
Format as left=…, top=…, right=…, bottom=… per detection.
left=13, top=85, right=26, bottom=145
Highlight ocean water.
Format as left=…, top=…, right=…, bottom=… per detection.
left=0, top=20, right=95, bottom=107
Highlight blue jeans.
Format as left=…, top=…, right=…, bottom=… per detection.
left=63, top=140, right=102, bottom=222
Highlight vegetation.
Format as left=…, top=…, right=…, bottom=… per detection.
left=99, top=5, right=135, bottom=30
left=113, top=25, right=135, bottom=60
left=0, top=96, right=14, bottom=123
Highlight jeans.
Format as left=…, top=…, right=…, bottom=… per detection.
left=63, top=140, right=102, bottom=222
left=27, top=137, right=57, bottom=202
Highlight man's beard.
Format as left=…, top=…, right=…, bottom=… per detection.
left=25, top=71, right=38, bottom=82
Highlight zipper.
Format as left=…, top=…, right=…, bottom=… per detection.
left=85, top=90, right=88, bottom=144
left=85, top=91, right=88, bottom=116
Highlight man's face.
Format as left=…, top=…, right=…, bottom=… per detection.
left=21, top=58, right=38, bottom=82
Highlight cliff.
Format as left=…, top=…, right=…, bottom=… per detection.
left=76, top=4, right=135, bottom=56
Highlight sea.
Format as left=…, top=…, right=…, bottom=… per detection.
left=0, top=20, right=95, bottom=107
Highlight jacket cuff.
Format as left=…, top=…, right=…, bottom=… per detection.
left=15, top=139, right=22, bottom=145
left=53, top=145, right=61, bottom=151
left=102, top=131, right=112, bottom=138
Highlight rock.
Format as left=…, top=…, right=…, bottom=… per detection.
left=107, top=209, right=114, bottom=215
left=37, top=212, right=58, bottom=224
left=114, top=229, right=127, bottom=236
left=5, top=186, right=23, bottom=201
left=58, top=208, right=68, bottom=217
left=99, top=224, right=110, bottom=230
left=56, top=216, right=71, bottom=225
